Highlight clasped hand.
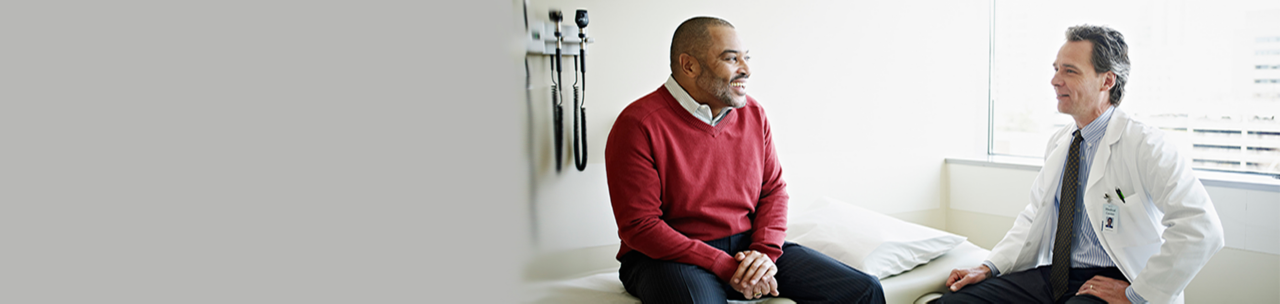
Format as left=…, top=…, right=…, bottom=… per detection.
left=731, top=250, right=779, bottom=300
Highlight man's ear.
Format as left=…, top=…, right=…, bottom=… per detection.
left=1100, top=71, right=1116, bottom=92
left=678, top=53, right=700, bottom=78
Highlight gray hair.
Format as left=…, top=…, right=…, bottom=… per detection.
left=670, top=16, right=734, bottom=73
left=1066, top=25, right=1130, bottom=106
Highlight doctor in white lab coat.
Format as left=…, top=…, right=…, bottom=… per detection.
left=937, top=25, right=1224, bottom=304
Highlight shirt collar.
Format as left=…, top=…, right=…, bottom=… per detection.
left=1078, top=105, right=1115, bottom=145
left=664, top=75, right=729, bottom=126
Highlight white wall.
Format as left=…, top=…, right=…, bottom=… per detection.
left=947, top=161, right=1280, bottom=303
left=523, top=0, right=991, bottom=263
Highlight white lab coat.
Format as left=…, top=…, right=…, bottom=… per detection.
left=986, top=109, right=1224, bottom=304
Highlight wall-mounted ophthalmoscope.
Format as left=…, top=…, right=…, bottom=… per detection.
left=570, top=9, right=588, bottom=172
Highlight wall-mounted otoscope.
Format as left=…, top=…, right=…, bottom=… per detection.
left=526, top=7, right=593, bottom=173
left=570, top=9, right=588, bottom=172
left=549, top=9, right=566, bottom=172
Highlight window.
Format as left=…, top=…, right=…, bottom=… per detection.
left=990, top=0, right=1280, bottom=177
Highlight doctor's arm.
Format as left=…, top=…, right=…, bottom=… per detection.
left=1126, top=135, right=1225, bottom=304
left=985, top=126, right=1071, bottom=273
left=950, top=135, right=1064, bottom=291
left=949, top=192, right=1042, bottom=291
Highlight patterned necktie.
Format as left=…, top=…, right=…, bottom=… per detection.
left=1050, top=130, right=1083, bottom=300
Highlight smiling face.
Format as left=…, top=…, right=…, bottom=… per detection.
left=696, top=26, right=750, bottom=109
left=682, top=25, right=750, bottom=110
left=1051, top=40, right=1114, bottom=125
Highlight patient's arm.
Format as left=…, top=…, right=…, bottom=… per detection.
left=747, top=114, right=788, bottom=261
left=604, top=113, right=739, bottom=282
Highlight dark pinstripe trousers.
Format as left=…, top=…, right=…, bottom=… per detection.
left=932, top=266, right=1124, bottom=304
left=619, top=232, right=885, bottom=304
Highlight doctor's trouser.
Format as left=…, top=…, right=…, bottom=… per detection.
left=933, top=265, right=1128, bottom=304
left=618, top=231, right=885, bottom=304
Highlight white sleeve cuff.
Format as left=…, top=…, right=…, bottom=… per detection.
left=1125, top=286, right=1147, bottom=304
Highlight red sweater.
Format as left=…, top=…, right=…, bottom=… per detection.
left=605, top=85, right=789, bottom=282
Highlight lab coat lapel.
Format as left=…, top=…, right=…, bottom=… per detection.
left=1088, top=109, right=1137, bottom=279
left=1039, top=130, right=1074, bottom=205
left=1085, top=110, right=1126, bottom=196
left=1016, top=128, right=1076, bottom=269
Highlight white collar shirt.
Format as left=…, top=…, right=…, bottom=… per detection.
left=664, top=75, right=730, bottom=126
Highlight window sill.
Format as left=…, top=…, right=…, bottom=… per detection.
left=946, top=156, right=1280, bottom=192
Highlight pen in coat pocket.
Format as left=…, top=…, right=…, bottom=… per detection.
left=1114, top=188, right=1126, bottom=203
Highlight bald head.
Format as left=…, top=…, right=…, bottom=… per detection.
left=670, top=17, right=734, bottom=73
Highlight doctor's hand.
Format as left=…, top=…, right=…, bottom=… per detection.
left=732, top=250, right=778, bottom=297
left=1075, top=275, right=1130, bottom=304
left=946, top=265, right=992, bottom=292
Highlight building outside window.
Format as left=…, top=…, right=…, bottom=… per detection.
left=991, top=0, right=1280, bottom=177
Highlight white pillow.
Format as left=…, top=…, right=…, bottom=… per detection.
left=785, top=197, right=966, bottom=279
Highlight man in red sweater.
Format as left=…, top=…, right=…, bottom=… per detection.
left=605, top=16, right=884, bottom=304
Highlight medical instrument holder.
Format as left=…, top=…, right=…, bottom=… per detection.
left=530, top=8, right=593, bottom=172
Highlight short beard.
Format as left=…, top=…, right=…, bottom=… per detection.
left=695, top=63, right=746, bottom=109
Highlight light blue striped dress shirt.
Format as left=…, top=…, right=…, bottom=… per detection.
left=1059, top=105, right=1116, bottom=270
left=983, top=106, right=1146, bottom=303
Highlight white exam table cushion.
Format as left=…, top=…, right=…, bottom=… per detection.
left=524, top=241, right=990, bottom=304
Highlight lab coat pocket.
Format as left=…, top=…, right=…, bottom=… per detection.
left=1095, top=183, right=1129, bottom=234
left=1112, top=186, right=1134, bottom=205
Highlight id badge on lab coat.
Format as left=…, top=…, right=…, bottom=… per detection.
left=1102, top=203, right=1118, bottom=232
